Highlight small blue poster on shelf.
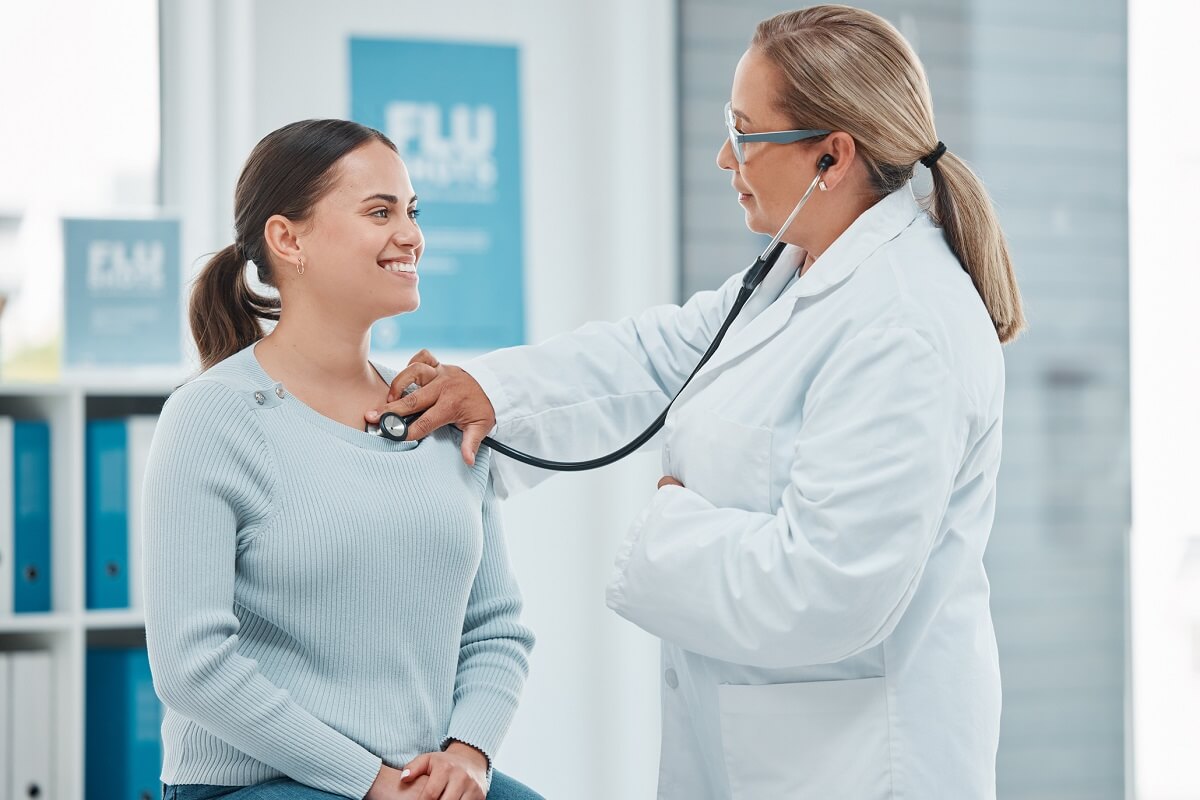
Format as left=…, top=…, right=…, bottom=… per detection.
left=350, top=37, right=526, bottom=352
left=63, top=218, right=182, bottom=368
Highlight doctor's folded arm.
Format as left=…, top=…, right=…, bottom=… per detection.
left=369, top=6, right=1025, bottom=799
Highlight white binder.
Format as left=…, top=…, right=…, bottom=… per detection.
left=126, top=415, right=159, bottom=611
left=0, top=653, right=10, bottom=794
left=0, top=417, right=14, bottom=617
left=10, top=650, right=52, bottom=800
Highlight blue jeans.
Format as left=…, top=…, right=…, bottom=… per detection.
left=164, top=772, right=543, bottom=800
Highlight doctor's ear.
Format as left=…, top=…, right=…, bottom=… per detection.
left=813, top=132, right=857, bottom=191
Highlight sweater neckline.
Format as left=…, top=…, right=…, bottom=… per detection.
left=245, top=343, right=421, bottom=452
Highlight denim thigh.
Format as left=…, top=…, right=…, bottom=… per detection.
left=166, top=779, right=350, bottom=800
left=488, top=771, right=545, bottom=800
left=167, top=772, right=541, bottom=800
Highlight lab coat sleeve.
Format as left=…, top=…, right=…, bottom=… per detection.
left=463, top=272, right=744, bottom=498
left=143, top=380, right=384, bottom=799
left=443, top=468, right=536, bottom=769
left=606, top=326, right=974, bottom=669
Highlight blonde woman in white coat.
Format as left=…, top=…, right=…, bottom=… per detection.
left=368, top=6, right=1025, bottom=799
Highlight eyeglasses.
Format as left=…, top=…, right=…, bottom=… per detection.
left=724, top=101, right=830, bottom=164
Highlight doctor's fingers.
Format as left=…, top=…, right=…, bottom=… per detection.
left=408, top=348, right=440, bottom=368
left=387, top=362, right=442, bottom=402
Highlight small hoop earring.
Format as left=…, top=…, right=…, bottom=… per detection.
left=818, top=180, right=829, bottom=191
left=296, top=258, right=305, bottom=276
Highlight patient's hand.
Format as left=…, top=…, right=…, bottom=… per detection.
left=366, top=764, right=429, bottom=799
left=400, top=741, right=489, bottom=800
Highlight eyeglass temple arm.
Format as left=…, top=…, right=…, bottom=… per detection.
left=737, top=129, right=831, bottom=144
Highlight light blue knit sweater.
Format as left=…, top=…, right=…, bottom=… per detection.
left=142, top=344, right=534, bottom=799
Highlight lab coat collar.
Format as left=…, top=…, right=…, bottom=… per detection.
left=680, top=183, right=925, bottom=392
left=785, top=182, right=924, bottom=299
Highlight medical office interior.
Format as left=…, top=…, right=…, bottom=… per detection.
left=0, top=0, right=1194, bottom=798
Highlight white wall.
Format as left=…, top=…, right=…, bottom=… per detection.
left=1129, top=1, right=1200, bottom=797
left=161, top=1, right=677, bottom=797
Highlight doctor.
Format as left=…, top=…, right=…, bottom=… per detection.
left=369, top=5, right=1024, bottom=799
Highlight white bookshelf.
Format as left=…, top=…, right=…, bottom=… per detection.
left=0, top=379, right=179, bottom=800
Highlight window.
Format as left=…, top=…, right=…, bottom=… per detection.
left=0, top=0, right=159, bottom=379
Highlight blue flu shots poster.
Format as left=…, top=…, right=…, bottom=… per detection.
left=63, top=218, right=182, bottom=368
left=350, top=38, right=526, bottom=351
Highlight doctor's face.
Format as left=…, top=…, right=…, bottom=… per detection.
left=717, top=47, right=825, bottom=237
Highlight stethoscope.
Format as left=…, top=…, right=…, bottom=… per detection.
left=377, top=154, right=835, bottom=469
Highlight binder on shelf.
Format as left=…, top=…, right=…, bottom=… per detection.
left=86, top=646, right=163, bottom=800
left=86, top=416, right=158, bottom=611
left=0, top=418, right=13, bottom=616
left=14, top=421, right=52, bottom=613
left=87, top=419, right=130, bottom=609
left=125, top=415, right=158, bottom=611
left=0, top=417, right=53, bottom=615
left=9, top=650, right=53, bottom=800
left=0, top=653, right=9, bottom=793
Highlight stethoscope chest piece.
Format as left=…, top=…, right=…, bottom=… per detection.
left=368, top=382, right=423, bottom=443
left=373, top=411, right=414, bottom=441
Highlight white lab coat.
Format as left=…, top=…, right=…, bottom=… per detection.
left=466, top=184, right=1004, bottom=799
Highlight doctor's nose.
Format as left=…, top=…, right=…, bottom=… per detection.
left=717, top=137, right=737, bottom=172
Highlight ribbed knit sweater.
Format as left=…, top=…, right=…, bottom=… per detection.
left=142, top=344, right=534, bottom=799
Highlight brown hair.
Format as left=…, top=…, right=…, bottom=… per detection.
left=753, top=5, right=1026, bottom=342
left=190, top=119, right=398, bottom=369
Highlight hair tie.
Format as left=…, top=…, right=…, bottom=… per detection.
left=920, top=141, right=947, bottom=168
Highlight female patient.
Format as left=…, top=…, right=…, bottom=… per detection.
left=143, top=119, right=538, bottom=800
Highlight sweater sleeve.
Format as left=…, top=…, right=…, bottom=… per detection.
left=442, top=460, right=536, bottom=765
left=142, top=379, right=384, bottom=799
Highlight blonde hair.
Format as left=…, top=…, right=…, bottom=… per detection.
left=753, top=5, right=1026, bottom=342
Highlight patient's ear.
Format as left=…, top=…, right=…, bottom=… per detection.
left=263, top=215, right=303, bottom=269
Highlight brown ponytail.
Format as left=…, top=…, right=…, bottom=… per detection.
left=188, top=119, right=398, bottom=371
left=189, top=244, right=281, bottom=370
left=928, top=154, right=1026, bottom=342
left=753, top=6, right=1027, bottom=343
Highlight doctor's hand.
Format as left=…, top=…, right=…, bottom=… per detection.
left=658, top=476, right=684, bottom=489
left=365, top=349, right=497, bottom=466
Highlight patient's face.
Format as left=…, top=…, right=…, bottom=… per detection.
left=300, top=140, right=425, bottom=324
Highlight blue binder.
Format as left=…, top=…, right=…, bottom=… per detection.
left=86, top=646, right=163, bottom=800
left=86, top=420, right=129, bottom=609
left=13, top=421, right=52, bottom=613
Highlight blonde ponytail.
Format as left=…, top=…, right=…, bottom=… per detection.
left=753, top=6, right=1026, bottom=342
left=927, top=153, right=1025, bottom=342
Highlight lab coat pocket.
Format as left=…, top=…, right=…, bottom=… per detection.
left=717, top=678, right=892, bottom=800
left=669, top=408, right=773, bottom=512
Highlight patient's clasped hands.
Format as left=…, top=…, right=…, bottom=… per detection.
left=366, top=741, right=489, bottom=800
